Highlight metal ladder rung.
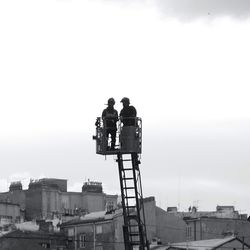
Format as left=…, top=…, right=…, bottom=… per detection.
left=124, top=187, right=135, bottom=190
left=130, top=232, right=140, bottom=236
left=122, top=168, right=133, bottom=171
left=130, top=241, right=141, bottom=245
left=122, top=177, right=134, bottom=180
left=128, top=225, right=139, bottom=228
left=117, top=159, right=132, bottom=162
left=125, top=196, right=136, bottom=199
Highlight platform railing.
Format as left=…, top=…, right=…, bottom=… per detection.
left=93, top=117, right=142, bottom=155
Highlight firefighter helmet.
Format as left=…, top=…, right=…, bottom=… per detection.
left=120, top=97, right=130, bottom=105
left=108, top=98, right=115, bottom=105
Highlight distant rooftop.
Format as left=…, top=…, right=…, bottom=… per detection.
left=169, top=236, right=237, bottom=250
left=28, top=178, right=67, bottom=192
left=9, top=181, right=22, bottom=191
left=61, top=209, right=123, bottom=227
left=82, top=180, right=103, bottom=193
left=167, top=205, right=243, bottom=219
left=216, top=205, right=235, bottom=212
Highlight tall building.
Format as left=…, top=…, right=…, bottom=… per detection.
left=0, top=178, right=118, bottom=221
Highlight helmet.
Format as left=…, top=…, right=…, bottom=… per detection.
left=108, top=98, right=115, bottom=105
left=120, top=97, right=130, bottom=104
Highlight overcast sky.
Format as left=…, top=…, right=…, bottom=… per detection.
left=1, top=0, right=250, bottom=214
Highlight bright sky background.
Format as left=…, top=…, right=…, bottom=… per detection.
left=1, top=0, right=250, bottom=214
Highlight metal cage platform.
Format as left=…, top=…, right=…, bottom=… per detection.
left=93, top=117, right=142, bottom=155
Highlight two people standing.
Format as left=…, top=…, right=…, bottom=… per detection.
left=101, top=97, right=137, bottom=150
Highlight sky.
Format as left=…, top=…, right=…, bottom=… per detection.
left=1, top=0, right=250, bottom=214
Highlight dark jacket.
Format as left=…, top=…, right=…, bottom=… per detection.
left=120, top=105, right=137, bottom=126
left=102, top=107, right=118, bottom=129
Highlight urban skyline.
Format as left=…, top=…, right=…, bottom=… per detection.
left=1, top=0, right=250, bottom=216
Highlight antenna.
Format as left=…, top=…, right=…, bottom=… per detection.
left=177, top=174, right=181, bottom=211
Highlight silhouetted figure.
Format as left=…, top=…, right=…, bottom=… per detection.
left=102, top=98, right=118, bottom=150
left=120, top=97, right=137, bottom=126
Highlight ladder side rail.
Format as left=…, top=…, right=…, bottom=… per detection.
left=117, top=153, right=131, bottom=250
left=137, top=169, right=150, bottom=250
left=131, top=153, right=146, bottom=249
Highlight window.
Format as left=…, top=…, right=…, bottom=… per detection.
left=106, top=201, right=114, bottom=211
left=68, top=228, right=74, bottom=237
left=96, top=225, right=102, bottom=234
left=40, top=243, right=50, bottom=248
left=186, top=226, right=192, bottom=239
left=79, top=234, right=86, bottom=248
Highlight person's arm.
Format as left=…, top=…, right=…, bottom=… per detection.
left=115, top=110, right=119, bottom=122
left=119, top=110, right=123, bottom=118
left=119, top=110, right=124, bottom=124
left=132, top=106, right=137, bottom=117
left=132, top=107, right=137, bottom=126
left=102, top=109, right=106, bottom=119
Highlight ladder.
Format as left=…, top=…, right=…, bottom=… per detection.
left=116, top=152, right=149, bottom=250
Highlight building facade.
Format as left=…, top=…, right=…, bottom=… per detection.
left=0, top=202, right=21, bottom=225
left=185, top=217, right=250, bottom=244
left=61, top=210, right=123, bottom=250
left=143, top=197, right=187, bottom=244
left=0, top=178, right=118, bottom=221
left=0, top=230, right=66, bottom=250
left=173, top=205, right=244, bottom=220
left=60, top=197, right=188, bottom=250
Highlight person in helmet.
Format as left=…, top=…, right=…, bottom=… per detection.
left=120, top=97, right=137, bottom=126
left=102, top=98, right=118, bottom=150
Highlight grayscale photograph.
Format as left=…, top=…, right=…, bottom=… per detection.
left=0, top=0, right=250, bottom=249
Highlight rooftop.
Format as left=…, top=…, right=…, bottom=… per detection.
left=61, top=209, right=123, bottom=227
left=169, top=236, right=238, bottom=250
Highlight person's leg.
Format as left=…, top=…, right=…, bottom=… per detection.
left=110, top=129, right=117, bottom=150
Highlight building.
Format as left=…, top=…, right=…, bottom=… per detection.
left=165, top=205, right=250, bottom=245
left=0, top=178, right=118, bottom=221
left=0, top=182, right=26, bottom=211
left=173, top=205, right=243, bottom=220
left=60, top=197, right=188, bottom=250
left=60, top=198, right=250, bottom=250
left=166, top=236, right=250, bottom=250
left=143, top=197, right=187, bottom=244
left=185, top=216, right=250, bottom=244
left=0, top=229, right=66, bottom=250
left=0, top=202, right=22, bottom=225
left=61, top=210, right=123, bottom=250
